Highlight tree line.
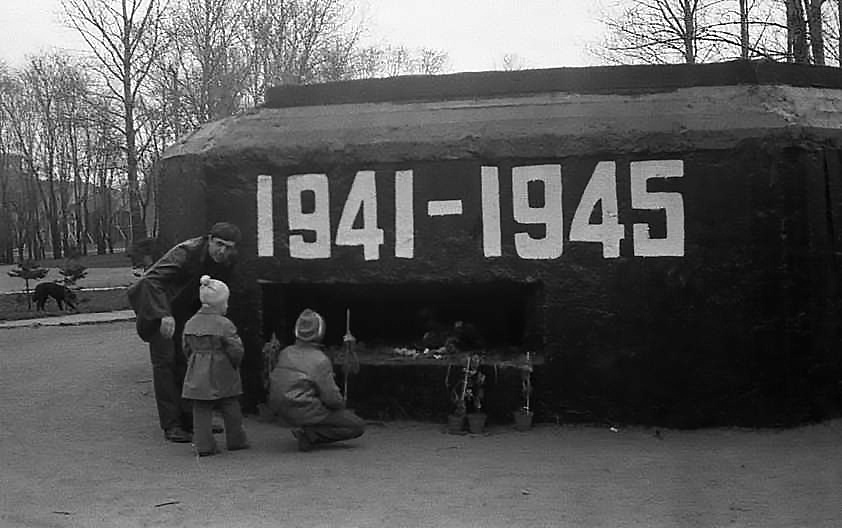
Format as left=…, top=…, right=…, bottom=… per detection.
left=1, top=0, right=839, bottom=265
left=0, top=0, right=448, bottom=263
left=595, top=0, right=842, bottom=65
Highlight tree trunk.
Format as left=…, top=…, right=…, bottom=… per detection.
left=47, top=172, right=62, bottom=259
left=808, top=0, right=826, bottom=65
left=80, top=199, right=89, bottom=255
left=785, top=0, right=810, bottom=63
left=683, top=0, right=696, bottom=63
left=740, top=0, right=750, bottom=60
left=123, top=25, right=145, bottom=245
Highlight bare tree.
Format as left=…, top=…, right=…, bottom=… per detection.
left=785, top=0, right=812, bottom=61
left=25, top=55, right=72, bottom=259
left=62, top=0, right=169, bottom=243
left=415, top=47, right=449, bottom=75
left=794, top=0, right=842, bottom=66
left=57, top=65, right=99, bottom=255
left=594, top=0, right=726, bottom=64
left=318, top=35, right=364, bottom=80
left=83, top=100, right=123, bottom=254
left=2, top=53, right=124, bottom=260
left=718, top=0, right=786, bottom=60
left=822, top=0, right=842, bottom=64
left=740, top=0, right=751, bottom=58
left=0, top=1, right=454, bottom=261
left=777, top=0, right=842, bottom=64
left=239, top=0, right=369, bottom=101
left=379, top=45, right=411, bottom=77
left=0, top=62, right=16, bottom=263
left=1, top=65, right=52, bottom=260
left=593, top=0, right=792, bottom=63
left=163, top=0, right=249, bottom=124
left=799, top=0, right=827, bottom=63
left=350, top=44, right=449, bottom=78
left=593, top=0, right=839, bottom=65
left=0, top=55, right=96, bottom=260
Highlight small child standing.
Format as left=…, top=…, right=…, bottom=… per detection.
left=181, top=275, right=249, bottom=456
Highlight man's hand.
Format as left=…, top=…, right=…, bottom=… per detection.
left=159, top=316, right=176, bottom=339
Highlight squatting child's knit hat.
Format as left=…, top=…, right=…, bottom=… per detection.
left=199, top=275, right=230, bottom=310
left=295, top=308, right=325, bottom=343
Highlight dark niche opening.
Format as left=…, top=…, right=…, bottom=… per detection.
left=261, top=280, right=543, bottom=352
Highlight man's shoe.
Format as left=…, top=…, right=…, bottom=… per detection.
left=164, top=427, right=192, bottom=443
left=291, top=429, right=313, bottom=452
left=197, top=447, right=220, bottom=457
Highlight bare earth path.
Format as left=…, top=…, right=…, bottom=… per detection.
left=1, top=322, right=840, bottom=528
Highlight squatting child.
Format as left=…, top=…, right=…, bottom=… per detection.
left=268, top=308, right=365, bottom=451
left=181, top=275, right=249, bottom=456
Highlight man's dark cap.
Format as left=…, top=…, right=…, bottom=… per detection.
left=209, top=222, right=242, bottom=244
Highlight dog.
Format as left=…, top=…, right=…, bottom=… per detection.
left=33, top=282, right=78, bottom=311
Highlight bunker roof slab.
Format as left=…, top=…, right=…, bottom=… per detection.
left=163, top=61, right=842, bottom=163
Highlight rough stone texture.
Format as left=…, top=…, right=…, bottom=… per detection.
left=156, top=61, right=842, bottom=426
left=165, top=84, right=842, bottom=165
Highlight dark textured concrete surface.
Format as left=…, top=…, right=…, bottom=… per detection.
left=154, top=62, right=842, bottom=426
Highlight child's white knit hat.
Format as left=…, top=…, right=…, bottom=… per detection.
left=199, top=275, right=229, bottom=308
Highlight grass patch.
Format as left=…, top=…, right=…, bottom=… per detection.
left=3, top=251, right=132, bottom=270
left=0, top=288, right=131, bottom=321
left=37, top=251, right=132, bottom=269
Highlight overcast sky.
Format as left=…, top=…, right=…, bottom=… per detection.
left=0, top=0, right=604, bottom=72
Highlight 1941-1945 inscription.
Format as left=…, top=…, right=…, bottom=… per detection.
left=256, top=159, right=684, bottom=261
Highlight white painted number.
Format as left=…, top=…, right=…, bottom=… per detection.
left=335, top=171, right=384, bottom=261
left=257, top=175, right=274, bottom=257
left=287, top=173, right=331, bottom=259
left=481, top=166, right=502, bottom=257
left=511, top=165, right=563, bottom=259
left=631, top=160, right=685, bottom=257
left=265, top=160, right=683, bottom=261
left=395, top=170, right=414, bottom=259
left=569, top=161, right=624, bottom=258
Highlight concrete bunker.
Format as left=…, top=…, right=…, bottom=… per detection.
left=155, top=60, right=842, bottom=427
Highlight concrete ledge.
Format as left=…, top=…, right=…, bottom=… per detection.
left=165, top=85, right=842, bottom=163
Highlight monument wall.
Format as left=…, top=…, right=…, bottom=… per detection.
left=155, top=61, right=842, bottom=426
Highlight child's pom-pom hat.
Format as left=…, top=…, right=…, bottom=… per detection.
left=199, top=275, right=230, bottom=308
left=295, top=308, right=325, bottom=342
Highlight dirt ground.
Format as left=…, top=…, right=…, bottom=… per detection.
left=1, top=322, right=841, bottom=528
